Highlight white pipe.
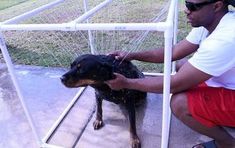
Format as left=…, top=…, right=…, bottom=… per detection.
left=70, top=0, right=113, bottom=23
left=40, top=143, right=64, bottom=148
left=166, top=0, right=177, bottom=24
left=0, top=23, right=75, bottom=31
left=172, top=1, right=179, bottom=72
left=83, top=0, right=96, bottom=54
left=0, top=22, right=169, bottom=31
left=143, top=72, right=176, bottom=77
left=2, top=0, right=64, bottom=25
left=161, top=30, right=173, bottom=148
left=75, top=23, right=169, bottom=31
left=0, top=32, right=42, bottom=146
left=42, top=87, right=86, bottom=143
left=143, top=72, right=164, bottom=76
left=161, top=0, right=177, bottom=148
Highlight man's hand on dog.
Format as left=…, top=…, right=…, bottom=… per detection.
left=105, top=73, right=128, bottom=90
left=108, top=51, right=133, bottom=61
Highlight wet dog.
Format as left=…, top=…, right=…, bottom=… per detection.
left=61, top=54, right=146, bottom=148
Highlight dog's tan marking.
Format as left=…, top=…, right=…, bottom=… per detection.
left=75, top=79, right=97, bottom=87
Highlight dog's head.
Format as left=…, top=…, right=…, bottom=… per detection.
left=61, top=54, right=115, bottom=88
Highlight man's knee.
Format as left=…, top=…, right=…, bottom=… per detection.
left=170, top=93, right=189, bottom=119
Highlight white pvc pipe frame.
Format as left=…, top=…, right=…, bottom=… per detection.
left=0, top=0, right=178, bottom=147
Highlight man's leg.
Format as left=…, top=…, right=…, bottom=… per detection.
left=170, top=93, right=235, bottom=148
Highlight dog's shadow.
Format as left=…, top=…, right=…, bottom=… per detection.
left=103, top=97, right=148, bottom=129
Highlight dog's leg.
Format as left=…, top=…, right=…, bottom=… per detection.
left=126, top=99, right=141, bottom=148
left=93, top=93, right=104, bottom=129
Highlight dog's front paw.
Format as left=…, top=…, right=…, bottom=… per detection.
left=131, top=136, right=141, bottom=148
left=93, top=120, right=104, bottom=130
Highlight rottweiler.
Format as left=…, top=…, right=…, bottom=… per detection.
left=61, top=54, right=147, bottom=148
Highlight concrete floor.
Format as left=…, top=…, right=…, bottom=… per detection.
left=0, top=63, right=234, bottom=148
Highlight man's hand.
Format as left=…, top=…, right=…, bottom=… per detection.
left=105, top=73, right=128, bottom=90
left=108, top=51, right=133, bottom=61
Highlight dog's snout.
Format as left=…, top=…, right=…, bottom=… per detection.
left=60, top=75, right=66, bottom=82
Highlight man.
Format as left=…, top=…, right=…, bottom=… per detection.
left=106, top=0, right=235, bottom=147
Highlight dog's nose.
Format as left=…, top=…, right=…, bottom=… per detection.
left=60, top=76, right=66, bottom=82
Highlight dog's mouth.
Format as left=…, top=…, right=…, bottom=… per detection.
left=62, top=79, right=98, bottom=88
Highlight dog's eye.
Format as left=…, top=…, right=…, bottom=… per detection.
left=70, top=63, right=75, bottom=68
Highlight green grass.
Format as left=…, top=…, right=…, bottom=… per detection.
left=0, top=0, right=28, bottom=10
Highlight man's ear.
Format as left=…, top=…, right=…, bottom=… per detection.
left=213, top=1, right=225, bottom=12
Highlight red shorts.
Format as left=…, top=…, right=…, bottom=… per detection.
left=187, top=83, right=235, bottom=127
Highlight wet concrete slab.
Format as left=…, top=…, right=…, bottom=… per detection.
left=0, top=63, right=234, bottom=148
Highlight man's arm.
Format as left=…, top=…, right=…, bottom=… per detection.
left=121, top=39, right=199, bottom=63
left=106, top=61, right=211, bottom=94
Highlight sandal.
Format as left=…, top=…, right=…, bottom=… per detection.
left=192, top=140, right=217, bottom=148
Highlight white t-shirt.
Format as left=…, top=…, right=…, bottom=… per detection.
left=186, top=11, right=235, bottom=90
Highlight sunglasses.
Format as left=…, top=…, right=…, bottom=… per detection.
left=185, top=0, right=219, bottom=11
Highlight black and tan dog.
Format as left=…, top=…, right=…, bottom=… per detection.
left=60, top=54, right=146, bottom=148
